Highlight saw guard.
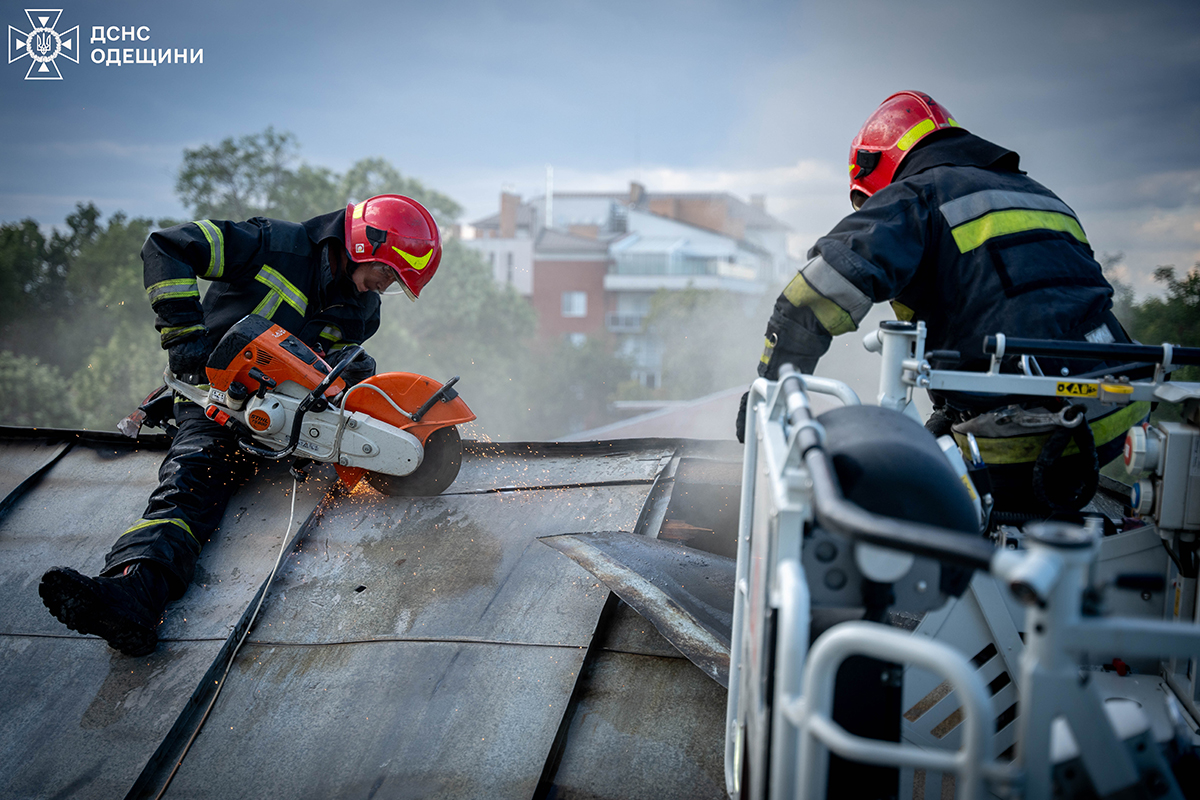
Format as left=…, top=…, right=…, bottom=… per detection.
left=334, top=372, right=475, bottom=491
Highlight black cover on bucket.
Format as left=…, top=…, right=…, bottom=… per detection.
left=816, top=405, right=979, bottom=800
left=818, top=404, right=978, bottom=534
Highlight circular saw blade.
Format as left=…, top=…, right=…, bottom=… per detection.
left=365, top=425, right=463, bottom=497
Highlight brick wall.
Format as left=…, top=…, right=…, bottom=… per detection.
left=530, top=258, right=610, bottom=341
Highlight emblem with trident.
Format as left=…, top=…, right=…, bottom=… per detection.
left=8, top=10, right=80, bottom=80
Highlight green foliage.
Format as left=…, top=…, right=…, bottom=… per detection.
left=339, top=157, right=462, bottom=222
left=372, top=239, right=542, bottom=440
left=0, top=203, right=100, bottom=336
left=386, top=239, right=536, bottom=365
left=0, top=352, right=81, bottom=428
left=72, top=317, right=164, bottom=431
left=0, top=219, right=50, bottom=325
left=1125, top=264, right=1200, bottom=383
left=639, top=286, right=769, bottom=400
left=0, top=133, right=630, bottom=439
left=1104, top=259, right=1200, bottom=422
left=176, top=127, right=298, bottom=220
left=58, top=212, right=157, bottom=376
left=2, top=203, right=149, bottom=367
left=275, top=163, right=343, bottom=223
left=368, top=240, right=635, bottom=439
left=1127, top=265, right=1200, bottom=345
left=529, top=337, right=633, bottom=438
left=175, top=127, right=460, bottom=223
left=64, top=212, right=161, bottom=429
left=0, top=206, right=159, bottom=428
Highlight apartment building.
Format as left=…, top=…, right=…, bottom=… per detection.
left=462, top=183, right=795, bottom=388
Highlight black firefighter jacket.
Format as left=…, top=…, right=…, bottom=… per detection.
left=757, top=130, right=1149, bottom=469
left=759, top=130, right=1116, bottom=379
left=141, top=209, right=381, bottom=358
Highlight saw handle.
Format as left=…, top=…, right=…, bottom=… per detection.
left=411, top=376, right=460, bottom=423
left=247, top=367, right=277, bottom=398
left=237, top=346, right=366, bottom=461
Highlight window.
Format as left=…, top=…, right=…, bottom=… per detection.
left=562, top=291, right=587, bottom=318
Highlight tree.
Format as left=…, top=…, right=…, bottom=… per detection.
left=0, top=202, right=107, bottom=366
left=339, top=157, right=462, bottom=222
left=52, top=213, right=157, bottom=378
left=1125, top=264, right=1200, bottom=382
left=175, top=127, right=299, bottom=220
left=0, top=219, right=50, bottom=328
left=527, top=337, right=633, bottom=438
left=372, top=239, right=539, bottom=440
left=0, top=207, right=159, bottom=429
left=71, top=315, right=163, bottom=431
left=0, top=352, right=81, bottom=428
left=640, top=286, right=770, bottom=400
left=275, top=163, right=342, bottom=222
left=1, top=131, right=639, bottom=438
left=175, top=127, right=461, bottom=223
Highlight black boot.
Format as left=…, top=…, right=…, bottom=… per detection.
left=39, top=562, right=171, bottom=657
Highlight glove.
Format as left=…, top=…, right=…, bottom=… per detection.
left=168, top=336, right=211, bottom=384
left=326, top=348, right=376, bottom=387
left=736, top=390, right=749, bottom=444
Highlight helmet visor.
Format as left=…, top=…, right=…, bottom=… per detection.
left=380, top=279, right=418, bottom=302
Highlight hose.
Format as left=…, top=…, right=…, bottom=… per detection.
left=153, top=477, right=301, bottom=799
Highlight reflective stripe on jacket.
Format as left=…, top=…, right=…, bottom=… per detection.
left=142, top=210, right=381, bottom=353
left=759, top=132, right=1114, bottom=378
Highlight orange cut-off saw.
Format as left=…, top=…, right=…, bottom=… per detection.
left=163, top=314, right=475, bottom=496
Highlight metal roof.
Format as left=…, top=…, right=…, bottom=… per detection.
left=0, top=428, right=737, bottom=800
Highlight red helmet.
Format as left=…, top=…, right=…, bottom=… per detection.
left=848, top=91, right=962, bottom=209
left=345, top=194, right=442, bottom=298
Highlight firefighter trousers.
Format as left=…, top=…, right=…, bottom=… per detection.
left=102, top=402, right=255, bottom=599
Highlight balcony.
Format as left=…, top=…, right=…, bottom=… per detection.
left=612, top=253, right=722, bottom=277
left=605, top=313, right=645, bottom=333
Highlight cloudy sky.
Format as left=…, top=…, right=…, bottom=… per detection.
left=2, top=0, right=1197, bottom=296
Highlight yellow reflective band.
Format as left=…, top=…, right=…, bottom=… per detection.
left=760, top=335, right=774, bottom=365
left=173, top=386, right=208, bottom=406
left=782, top=273, right=857, bottom=336
left=948, top=118, right=960, bottom=127
left=391, top=245, right=433, bottom=271
left=120, top=517, right=198, bottom=544
left=951, top=209, right=1088, bottom=254
left=890, top=301, right=915, bottom=322
left=353, top=202, right=365, bottom=220
left=160, top=323, right=205, bottom=346
left=952, top=401, right=1150, bottom=466
left=318, top=325, right=343, bottom=343
left=961, top=474, right=979, bottom=502
left=254, top=265, right=308, bottom=315
left=253, top=291, right=284, bottom=320
left=146, top=278, right=200, bottom=304
left=193, top=220, right=225, bottom=279
left=897, top=118, right=936, bottom=151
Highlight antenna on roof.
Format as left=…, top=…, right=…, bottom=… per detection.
left=545, top=165, right=554, bottom=229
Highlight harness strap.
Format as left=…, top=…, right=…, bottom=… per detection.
left=1031, top=404, right=1098, bottom=512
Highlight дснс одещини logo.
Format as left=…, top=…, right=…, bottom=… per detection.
left=8, top=9, right=79, bottom=80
